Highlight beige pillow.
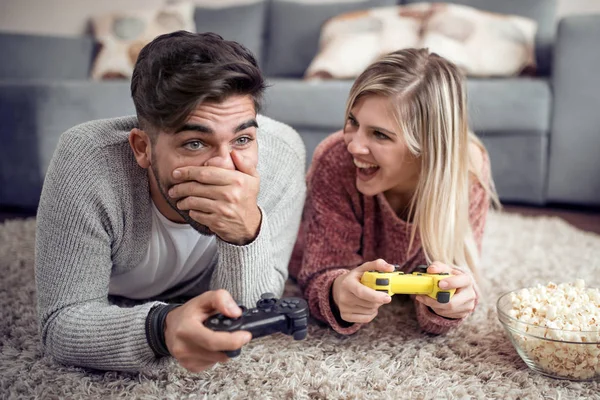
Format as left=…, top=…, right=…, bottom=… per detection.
left=305, top=2, right=537, bottom=79
left=90, top=2, right=196, bottom=80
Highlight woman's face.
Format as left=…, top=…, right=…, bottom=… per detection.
left=343, top=95, right=420, bottom=199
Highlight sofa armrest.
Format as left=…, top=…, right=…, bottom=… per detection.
left=547, top=15, right=600, bottom=206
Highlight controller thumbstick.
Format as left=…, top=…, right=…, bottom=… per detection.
left=261, top=292, right=276, bottom=300
left=416, top=265, right=428, bottom=273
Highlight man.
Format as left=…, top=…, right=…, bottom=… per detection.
left=34, top=31, right=306, bottom=373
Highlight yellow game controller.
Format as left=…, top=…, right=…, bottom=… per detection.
left=360, top=265, right=456, bottom=303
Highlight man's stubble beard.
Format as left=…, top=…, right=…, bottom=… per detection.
left=150, top=160, right=215, bottom=237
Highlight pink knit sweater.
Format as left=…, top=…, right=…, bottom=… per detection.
left=289, top=131, right=491, bottom=335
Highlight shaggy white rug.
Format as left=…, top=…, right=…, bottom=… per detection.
left=0, top=212, right=599, bottom=399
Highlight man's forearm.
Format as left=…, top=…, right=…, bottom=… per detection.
left=211, top=210, right=286, bottom=307
left=42, top=301, right=170, bottom=371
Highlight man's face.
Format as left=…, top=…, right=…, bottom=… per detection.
left=148, top=95, right=259, bottom=234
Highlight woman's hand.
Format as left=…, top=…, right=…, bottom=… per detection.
left=415, top=261, right=477, bottom=319
left=331, top=259, right=393, bottom=324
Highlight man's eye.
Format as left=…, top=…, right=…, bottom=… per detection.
left=235, top=136, right=253, bottom=146
left=183, top=141, right=204, bottom=151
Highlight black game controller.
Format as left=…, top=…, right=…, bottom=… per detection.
left=203, top=293, right=309, bottom=357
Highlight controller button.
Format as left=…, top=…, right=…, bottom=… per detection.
left=439, top=273, right=449, bottom=275
left=223, top=320, right=232, bottom=326
left=264, top=308, right=272, bottom=313
left=416, top=273, right=423, bottom=276
left=209, top=318, right=219, bottom=325
left=290, top=299, right=300, bottom=304
left=437, top=292, right=451, bottom=303
left=251, top=309, right=259, bottom=314
left=375, top=278, right=389, bottom=286
left=376, top=289, right=388, bottom=293
left=288, top=304, right=297, bottom=309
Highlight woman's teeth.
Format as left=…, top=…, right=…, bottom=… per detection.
left=353, top=159, right=378, bottom=169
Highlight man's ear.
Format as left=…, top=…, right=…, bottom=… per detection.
left=129, top=128, right=152, bottom=169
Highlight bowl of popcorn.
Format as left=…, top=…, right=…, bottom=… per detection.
left=497, top=280, right=600, bottom=381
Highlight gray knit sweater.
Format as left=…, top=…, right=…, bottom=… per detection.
left=35, top=115, right=306, bottom=371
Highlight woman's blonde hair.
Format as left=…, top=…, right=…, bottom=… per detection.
left=345, top=48, right=500, bottom=276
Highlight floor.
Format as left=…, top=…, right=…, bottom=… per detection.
left=1, top=203, right=599, bottom=234
left=502, top=204, right=600, bottom=234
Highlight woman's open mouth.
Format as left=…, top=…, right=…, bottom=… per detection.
left=354, top=158, right=380, bottom=181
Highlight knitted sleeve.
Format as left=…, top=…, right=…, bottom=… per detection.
left=211, top=117, right=307, bottom=307
left=292, top=134, right=365, bottom=334
left=35, top=132, right=167, bottom=371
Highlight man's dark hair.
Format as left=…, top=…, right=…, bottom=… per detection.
left=131, top=31, right=266, bottom=134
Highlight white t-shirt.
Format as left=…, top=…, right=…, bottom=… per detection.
left=109, top=203, right=217, bottom=299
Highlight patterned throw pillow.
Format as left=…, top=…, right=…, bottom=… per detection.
left=305, top=2, right=538, bottom=79
left=90, top=2, right=196, bottom=80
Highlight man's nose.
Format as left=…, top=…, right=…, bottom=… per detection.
left=204, top=145, right=235, bottom=170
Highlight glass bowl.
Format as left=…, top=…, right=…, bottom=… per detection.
left=497, top=290, right=600, bottom=381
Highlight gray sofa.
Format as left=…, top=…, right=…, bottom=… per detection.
left=1, top=0, right=599, bottom=209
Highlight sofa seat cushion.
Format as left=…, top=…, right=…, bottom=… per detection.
left=0, top=33, right=95, bottom=80
left=0, top=80, right=135, bottom=208
left=467, top=77, right=551, bottom=134
left=263, top=77, right=551, bottom=134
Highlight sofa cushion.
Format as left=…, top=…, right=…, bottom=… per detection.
left=194, top=0, right=267, bottom=67
left=402, top=0, right=557, bottom=76
left=305, top=3, right=537, bottom=79
left=90, top=1, right=196, bottom=79
left=0, top=33, right=95, bottom=80
left=264, top=0, right=397, bottom=78
left=262, top=77, right=551, bottom=134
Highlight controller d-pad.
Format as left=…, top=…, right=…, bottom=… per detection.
left=290, top=299, right=300, bottom=304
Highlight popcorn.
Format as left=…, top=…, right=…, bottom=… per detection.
left=505, top=280, right=600, bottom=380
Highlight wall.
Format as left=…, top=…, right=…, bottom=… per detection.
left=1, top=0, right=600, bottom=36
left=0, top=0, right=256, bottom=36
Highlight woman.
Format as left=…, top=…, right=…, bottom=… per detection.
left=289, top=48, right=499, bottom=335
